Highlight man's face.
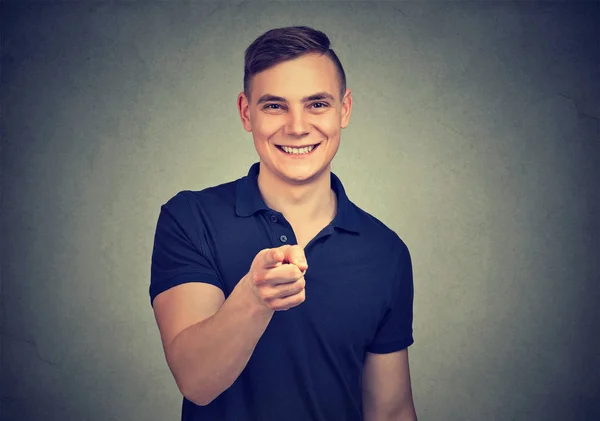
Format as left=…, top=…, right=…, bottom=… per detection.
left=238, top=53, right=352, bottom=185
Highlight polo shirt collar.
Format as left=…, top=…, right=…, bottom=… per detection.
left=235, top=162, right=361, bottom=234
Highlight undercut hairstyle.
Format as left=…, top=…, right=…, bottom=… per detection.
left=243, top=26, right=347, bottom=101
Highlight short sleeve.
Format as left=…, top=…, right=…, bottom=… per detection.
left=149, top=191, right=223, bottom=306
left=366, top=241, right=414, bottom=353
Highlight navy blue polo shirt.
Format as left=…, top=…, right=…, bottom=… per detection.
left=150, top=162, right=414, bottom=421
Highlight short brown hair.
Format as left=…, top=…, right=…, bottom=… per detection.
left=243, top=26, right=347, bottom=100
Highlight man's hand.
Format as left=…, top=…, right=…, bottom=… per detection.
left=243, top=245, right=308, bottom=311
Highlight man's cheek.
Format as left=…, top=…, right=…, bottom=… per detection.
left=260, top=120, right=285, bottom=137
left=315, top=118, right=340, bottom=136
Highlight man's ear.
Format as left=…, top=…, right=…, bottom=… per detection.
left=340, top=89, right=352, bottom=129
left=238, top=92, right=252, bottom=132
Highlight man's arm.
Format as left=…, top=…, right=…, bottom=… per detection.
left=362, top=348, right=417, bottom=421
left=153, top=277, right=274, bottom=406
left=152, top=246, right=307, bottom=406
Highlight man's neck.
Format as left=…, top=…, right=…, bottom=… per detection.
left=257, top=163, right=337, bottom=224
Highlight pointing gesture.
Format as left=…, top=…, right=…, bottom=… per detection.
left=245, top=245, right=308, bottom=311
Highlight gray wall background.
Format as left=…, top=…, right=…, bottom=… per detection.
left=1, top=1, right=599, bottom=420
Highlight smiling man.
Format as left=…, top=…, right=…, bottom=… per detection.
left=150, top=26, right=417, bottom=421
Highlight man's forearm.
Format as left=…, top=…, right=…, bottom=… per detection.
left=363, top=410, right=417, bottom=421
left=363, top=401, right=417, bottom=421
left=165, top=275, right=274, bottom=406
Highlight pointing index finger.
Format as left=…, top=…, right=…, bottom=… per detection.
left=286, top=246, right=308, bottom=271
left=262, top=246, right=288, bottom=268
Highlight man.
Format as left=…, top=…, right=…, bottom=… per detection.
left=150, top=26, right=417, bottom=421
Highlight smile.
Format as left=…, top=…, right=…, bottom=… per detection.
left=276, top=143, right=320, bottom=155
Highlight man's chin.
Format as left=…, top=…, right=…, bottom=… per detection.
left=280, top=167, right=327, bottom=185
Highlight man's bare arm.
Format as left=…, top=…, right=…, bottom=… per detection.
left=362, top=348, right=417, bottom=421
left=154, top=279, right=273, bottom=406
left=152, top=246, right=307, bottom=406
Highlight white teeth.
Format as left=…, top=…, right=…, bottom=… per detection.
left=281, top=145, right=315, bottom=154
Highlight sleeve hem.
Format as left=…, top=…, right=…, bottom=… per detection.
left=366, top=337, right=414, bottom=354
left=150, top=272, right=223, bottom=306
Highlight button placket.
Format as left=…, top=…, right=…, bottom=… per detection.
left=265, top=212, right=294, bottom=246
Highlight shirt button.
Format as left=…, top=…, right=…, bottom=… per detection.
left=279, top=235, right=288, bottom=243
left=270, top=214, right=278, bottom=223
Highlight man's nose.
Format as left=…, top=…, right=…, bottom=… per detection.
left=284, top=107, right=310, bottom=137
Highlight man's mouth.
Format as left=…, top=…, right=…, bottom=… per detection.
left=275, top=143, right=320, bottom=155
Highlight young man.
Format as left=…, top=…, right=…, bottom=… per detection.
left=150, top=26, right=417, bottom=421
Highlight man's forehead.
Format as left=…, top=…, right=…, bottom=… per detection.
left=249, top=55, right=340, bottom=101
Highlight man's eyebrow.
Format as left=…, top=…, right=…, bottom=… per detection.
left=255, top=92, right=336, bottom=105
left=256, top=94, right=286, bottom=104
left=302, top=92, right=335, bottom=102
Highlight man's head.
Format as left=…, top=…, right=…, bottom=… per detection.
left=243, top=26, right=346, bottom=101
left=238, top=26, right=352, bottom=186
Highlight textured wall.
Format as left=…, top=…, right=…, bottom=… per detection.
left=1, top=1, right=599, bottom=420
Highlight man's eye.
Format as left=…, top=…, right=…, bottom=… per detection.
left=311, top=102, right=329, bottom=109
left=264, top=104, right=282, bottom=110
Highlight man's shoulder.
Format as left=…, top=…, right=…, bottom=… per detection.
left=162, top=177, right=240, bottom=212
left=349, top=200, right=408, bottom=253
